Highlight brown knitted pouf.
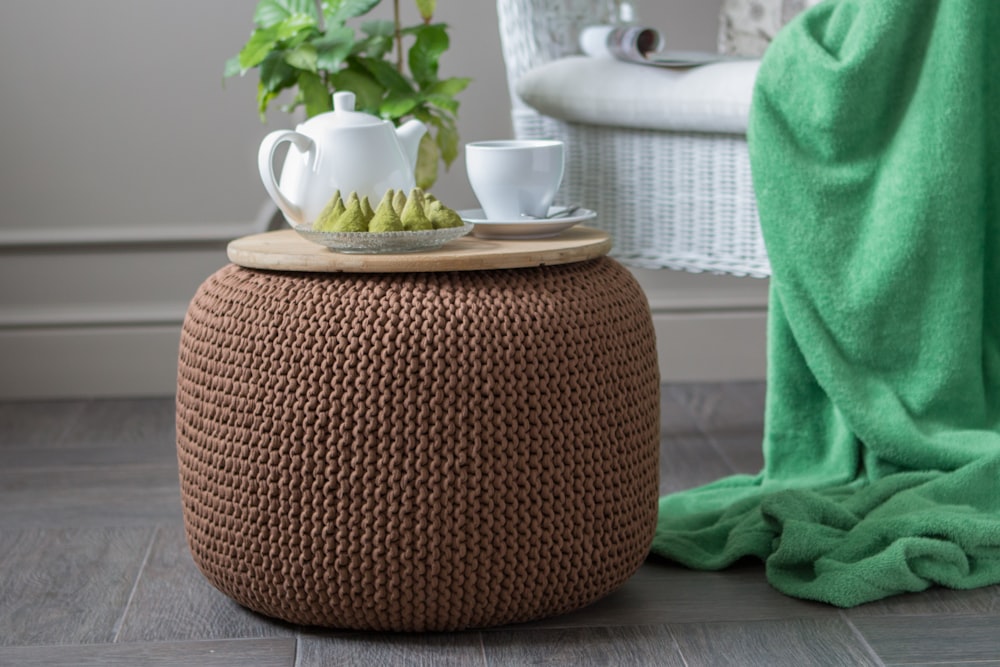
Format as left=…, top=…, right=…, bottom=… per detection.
left=176, top=257, right=660, bottom=631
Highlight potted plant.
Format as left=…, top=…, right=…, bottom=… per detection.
left=225, top=0, right=470, bottom=189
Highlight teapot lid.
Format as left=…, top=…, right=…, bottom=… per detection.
left=303, top=91, right=384, bottom=129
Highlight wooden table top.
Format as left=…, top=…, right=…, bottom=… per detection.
left=227, top=226, right=612, bottom=273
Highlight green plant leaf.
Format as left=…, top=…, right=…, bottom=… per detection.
left=354, top=34, right=393, bottom=60
left=280, top=98, right=305, bottom=115
left=409, top=107, right=432, bottom=124
left=400, top=21, right=443, bottom=36
left=352, top=21, right=395, bottom=61
left=425, top=76, right=470, bottom=97
left=276, top=14, right=318, bottom=40
left=379, top=92, right=419, bottom=119
left=260, top=51, right=298, bottom=92
left=238, top=15, right=316, bottom=72
left=414, top=0, right=436, bottom=22
left=361, top=19, right=396, bottom=37
left=257, top=82, right=281, bottom=120
left=425, top=94, right=458, bottom=114
left=314, top=25, right=355, bottom=70
left=240, top=27, right=281, bottom=71
left=254, top=0, right=316, bottom=28
left=298, top=71, right=333, bottom=117
left=223, top=55, right=242, bottom=78
left=329, top=64, right=385, bottom=113
left=435, top=118, right=459, bottom=166
left=408, top=24, right=448, bottom=87
left=356, top=56, right=415, bottom=96
left=414, top=133, right=439, bottom=189
left=325, top=0, right=381, bottom=24
left=285, top=43, right=319, bottom=71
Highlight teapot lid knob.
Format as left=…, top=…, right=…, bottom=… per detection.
left=333, top=91, right=355, bottom=112
left=302, top=89, right=381, bottom=128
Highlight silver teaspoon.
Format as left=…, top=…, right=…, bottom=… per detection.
left=521, top=205, right=581, bottom=220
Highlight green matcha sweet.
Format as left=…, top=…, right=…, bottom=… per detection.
left=426, top=200, right=465, bottom=229
left=331, top=192, right=368, bottom=232
left=422, top=193, right=439, bottom=216
left=392, top=189, right=407, bottom=216
left=401, top=188, right=433, bottom=231
left=369, top=190, right=404, bottom=232
left=314, top=190, right=345, bottom=232
left=361, top=196, right=375, bottom=224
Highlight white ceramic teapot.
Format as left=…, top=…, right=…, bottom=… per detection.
left=258, top=91, right=427, bottom=226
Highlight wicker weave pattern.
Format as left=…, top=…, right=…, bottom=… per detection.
left=498, top=0, right=771, bottom=277
left=718, top=0, right=823, bottom=57
left=176, top=260, right=660, bottom=631
left=496, top=0, right=604, bottom=113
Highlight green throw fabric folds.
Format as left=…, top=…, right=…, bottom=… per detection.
left=652, top=0, right=1000, bottom=607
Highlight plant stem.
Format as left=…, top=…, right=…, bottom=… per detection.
left=314, top=0, right=326, bottom=31
left=394, top=0, right=403, bottom=72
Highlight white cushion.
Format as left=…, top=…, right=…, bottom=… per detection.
left=515, top=56, right=760, bottom=135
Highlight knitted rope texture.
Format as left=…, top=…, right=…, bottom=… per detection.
left=176, top=259, right=660, bottom=631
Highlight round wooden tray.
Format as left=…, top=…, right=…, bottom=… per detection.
left=227, top=226, right=612, bottom=273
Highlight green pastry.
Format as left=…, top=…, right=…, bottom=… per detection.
left=369, top=189, right=404, bottom=232
left=401, top=188, right=433, bottom=231
left=426, top=200, right=466, bottom=229
left=392, top=189, right=407, bottom=216
left=314, top=190, right=345, bottom=232
left=360, top=195, right=375, bottom=224
left=422, top=193, right=439, bottom=216
left=331, top=192, right=368, bottom=232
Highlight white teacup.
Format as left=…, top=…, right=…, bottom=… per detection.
left=465, top=140, right=565, bottom=220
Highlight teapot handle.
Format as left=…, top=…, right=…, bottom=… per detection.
left=258, top=129, right=315, bottom=225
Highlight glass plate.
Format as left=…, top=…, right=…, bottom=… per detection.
left=293, top=223, right=473, bottom=254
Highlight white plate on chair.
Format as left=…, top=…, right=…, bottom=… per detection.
left=459, top=207, right=597, bottom=240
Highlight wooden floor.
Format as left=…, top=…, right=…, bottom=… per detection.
left=2, top=383, right=1000, bottom=666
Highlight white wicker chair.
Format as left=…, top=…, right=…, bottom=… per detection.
left=496, top=0, right=770, bottom=277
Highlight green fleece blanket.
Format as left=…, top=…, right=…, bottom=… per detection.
left=652, top=0, right=1000, bottom=607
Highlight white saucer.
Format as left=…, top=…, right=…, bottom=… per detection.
left=459, top=206, right=597, bottom=240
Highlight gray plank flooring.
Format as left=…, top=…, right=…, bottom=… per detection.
left=668, top=617, right=882, bottom=667
left=115, top=524, right=297, bottom=643
left=298, top=631, right=488, bottom=667
left=1, top=383, right=999, bottom=665
left=0, top=638, right=297, bottom=667
left=482, top=625, right=686, bottom=666
left=0, top=526, right=154, bottom=646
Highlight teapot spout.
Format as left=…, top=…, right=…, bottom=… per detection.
left=396, top=119, right=427, bottom=172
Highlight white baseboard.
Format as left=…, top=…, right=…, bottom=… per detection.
left=0, top=325, right=182, bottom=400
left=630, top=265, right=769, bottom=382
left=0, top=218, right=271, bottom=400
left=652, top=310, right=767, bottom=382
